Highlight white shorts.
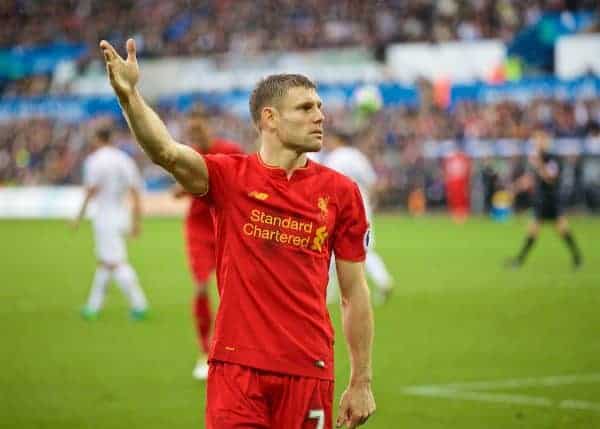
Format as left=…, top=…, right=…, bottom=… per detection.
left=93, top=222, right=128, bottom=265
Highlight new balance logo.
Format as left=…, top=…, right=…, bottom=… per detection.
left=249, top=191, right=269, bottom=200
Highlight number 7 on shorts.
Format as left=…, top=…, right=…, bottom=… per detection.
left=308, top=409, right=324, bottom=429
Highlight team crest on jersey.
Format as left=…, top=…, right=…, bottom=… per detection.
left=317, top=196, right=329, bottom=220
left=311, top=226, right=329, bottom=252
left=249, top=191, right=269, bottom=201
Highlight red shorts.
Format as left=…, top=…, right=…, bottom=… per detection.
left=186, top=218, right=216, bottom=284
left=206, top=361, right=333, bottom=429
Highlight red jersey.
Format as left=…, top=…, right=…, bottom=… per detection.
left=202, top=153, right=368, bottom=380
left=443, top=151, right=471, bottom=187
left=187, top=138, right=243, bottom=235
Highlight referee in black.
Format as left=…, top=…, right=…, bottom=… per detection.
left=508, top=130, right=583, bottom=270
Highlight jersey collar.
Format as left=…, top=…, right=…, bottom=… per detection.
left=254, top=153, right=315, bottom=181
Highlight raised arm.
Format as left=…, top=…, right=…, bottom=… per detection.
left=100, top=39, right=208, bottom=194
left=335, top=259, right=376, bottom=428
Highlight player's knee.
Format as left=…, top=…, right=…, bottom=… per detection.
left=527, top=225, right=539, bottom=237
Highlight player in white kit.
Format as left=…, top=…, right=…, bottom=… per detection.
left=323, top=131, right=394, bottom=304
left=73, top=127, right=149, bottom=320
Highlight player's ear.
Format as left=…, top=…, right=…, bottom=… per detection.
left=261, top=106, right=278, bottom=131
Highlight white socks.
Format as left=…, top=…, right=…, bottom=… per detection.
left=85, top=263, right=148, bottom=312
left=113, top=263, right=148, bottom=311
left=85, top=267, right=111, bottom=312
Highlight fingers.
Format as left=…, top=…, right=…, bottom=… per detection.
left=336, top=404, right=374, bottom=428
left=104, top=61, right=118, bottom=88
left=347, top=412, right=371, bottom=429
left=336, top=398, right=349, bottom=427
left=126, top=38, right=137, bottom=64
left=99, top=39, right=123, bottom=63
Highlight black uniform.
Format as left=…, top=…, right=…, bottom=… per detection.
left=533, top=152, right=562, bottom=221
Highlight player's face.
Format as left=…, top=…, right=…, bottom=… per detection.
left=185, top=117, right=210, bottom=151
left=273, top=87, right=324, bottom=153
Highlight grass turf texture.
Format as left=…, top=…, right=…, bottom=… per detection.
left=1, top=215, right=599, bottom=428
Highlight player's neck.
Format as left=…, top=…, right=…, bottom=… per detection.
left=258, top=145, right=308, bottom=177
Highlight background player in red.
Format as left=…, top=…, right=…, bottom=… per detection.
left=172, top=105, right=243, bottom=380
left=443, top=145, right=472, bottom=222
left=101, top=38, right=375, bottom=429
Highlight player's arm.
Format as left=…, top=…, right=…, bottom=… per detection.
left=129, top=187, right=142, bottom=238
left=100, top=38, right=208, bottom=194
left=335, top=259, right=376, bottom=429
left=72, top=186, right=98, bottom=229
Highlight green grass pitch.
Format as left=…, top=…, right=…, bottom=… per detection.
left=1, top=215, right=599, bottom=428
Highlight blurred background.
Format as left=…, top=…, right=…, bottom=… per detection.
left=1, top=1, right=600, bottom=428
left=1, top=0, right=600, bottom=217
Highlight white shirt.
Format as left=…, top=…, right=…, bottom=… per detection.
left=83, top=146, right=142, bottom=227
left=323, top=146, right=376, bottom=220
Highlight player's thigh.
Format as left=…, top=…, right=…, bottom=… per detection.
left=272, top=376, right=333, bottom=429
left=206, top=362, right=270, bottom=429
left=526, top=218, right=540, bottom=236
left=93, top=224, right=127, bottom=264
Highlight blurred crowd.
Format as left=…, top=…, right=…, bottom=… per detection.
left=0, top=107, right=256, bottom=186
left=2, top=0, right=597, bottom=56
left=2, top=97, right=600, bottom=188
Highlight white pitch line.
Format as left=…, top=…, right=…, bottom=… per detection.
left=403, top=387, right=554, bottom=408
left=403, top=387, right=600, bottom=412
left=402, top=373, right=600, bottom=413
left=560, top=400, right=600, bottom=412
left=406, top=373, right=600, bottom=392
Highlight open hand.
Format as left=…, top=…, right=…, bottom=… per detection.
left=99, top=38, right=139, bottom=100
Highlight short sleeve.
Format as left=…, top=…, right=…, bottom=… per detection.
left=333, top=181, right=369, bottom=262
left=201, top=154, right=237, bottom=207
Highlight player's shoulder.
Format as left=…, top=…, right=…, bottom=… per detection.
left=338, top=146, right=362, bottom=157
left=106, top=147, right=136, bottom=166
left=311, top=159, right=359, bottom=192
left=205, top=151, right=248, bottom=160
left=211, top=138, right=244, bottom=154
left=84, top=147, right=108, bottom=168
left=329, top=146, right=369, bottom=164
left=204, top=152, right=250, bottom=169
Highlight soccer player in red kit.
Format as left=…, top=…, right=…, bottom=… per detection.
left=172, top=106, right=243, bottom=380
left=443, top=147, right=471, bottom=222
left=101, top=38, right=375, bottom=429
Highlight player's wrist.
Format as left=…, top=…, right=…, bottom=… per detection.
left=349, top=373, right=372, bottom=387
left=117, top=86, right=138, bottom=106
